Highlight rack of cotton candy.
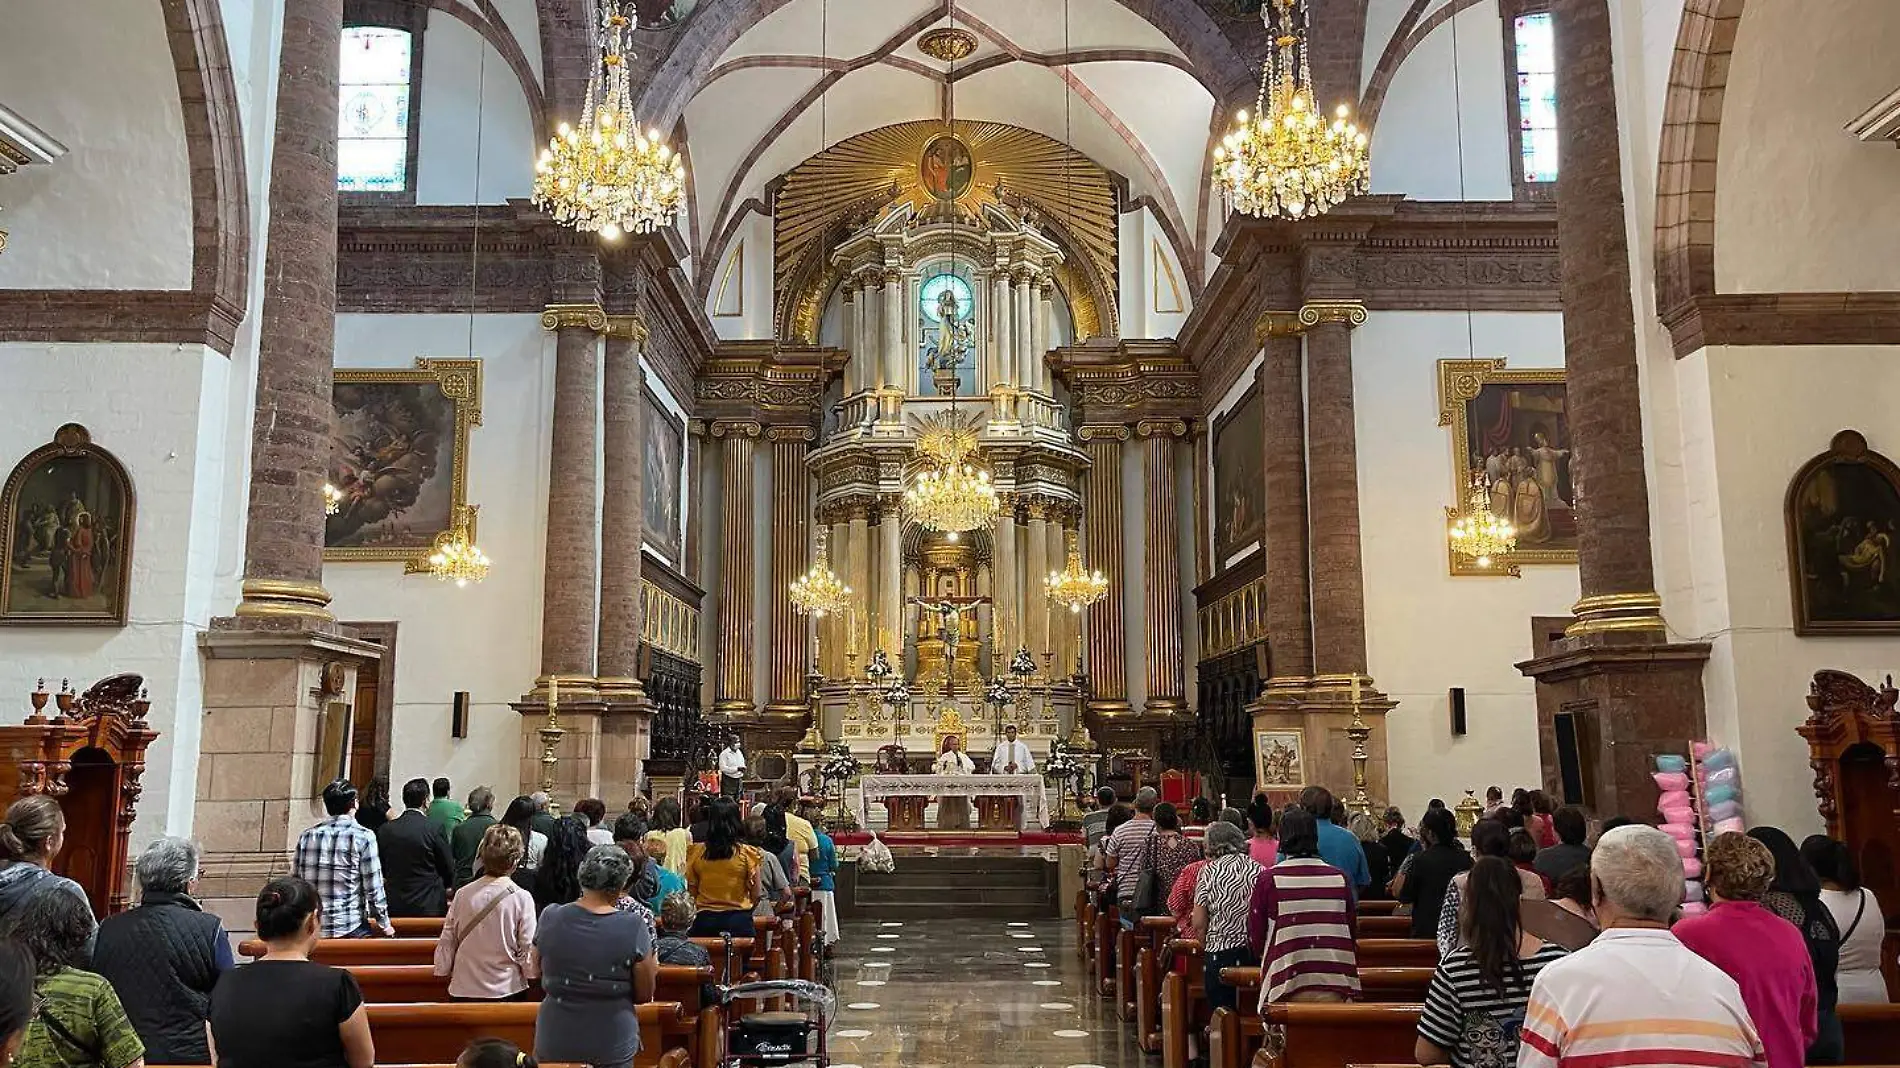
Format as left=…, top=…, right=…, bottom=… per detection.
left=1654, top=752, right=1705, bottom=916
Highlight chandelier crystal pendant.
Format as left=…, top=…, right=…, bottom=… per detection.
left=425, top=508, right=491, bottom=588
left=1447, top=475, right=1517, bottom=570
left=531, top=1, right=684, bottom=239
left=1045, top=530, right=1109, bottom=613
left=904, top=411, right=1001, bottom=538
left=1212, top=0, right=1370, bottom=220
left=789, top=528, right=853, bottom=617
left=321, top=482, right=344, bottom=516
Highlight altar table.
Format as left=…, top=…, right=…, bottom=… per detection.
left=857, top=774, right=1051, bottom=831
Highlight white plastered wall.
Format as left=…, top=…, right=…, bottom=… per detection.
left=707, top=210, right=775, bottom=340
left=1364, top=0, right=1512, bottom=201
left=325, top=314, right=552, bottom=799
left=415, top=10, right=538, bottom=205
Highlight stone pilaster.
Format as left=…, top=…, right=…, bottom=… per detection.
left=1013, top=269, right=1034, bottom=394
left=1139, top=420, right=1189, bottom=716
left=1080, top=425, right=1131, bottom=715
left=1024, top=502, right=1051, bottom=662
left=1033, top=278, right=1055, bottom=394
left=840, top=284, right=860, bottom=395
left=994, top=507, right=1019, bottom=654
left=686, top=419, right=707, bottom=583
left=993, top=269, right=1015, bottom=387
left=233, top=0, right=345, bottom=624
left=765, top=426, right=815, bottom=716
left=881, top=270, right=905, bottom=393
left=1517, top=0, right=1707, bottom=820
left=597, top=315, right=648, bottom=705
left=1301, top=300, right=1370, bottom=678
left=535, top=304, right=607, bottom=697
left=874, top=500, right=903, bottom=659
left=1255, top=320, right=1313, bottom=698
left=712, top=420, right=761, bottom=718
left=846, top=501, right=872, bottom=670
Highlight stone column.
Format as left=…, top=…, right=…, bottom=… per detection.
left=712, top=420, right=761, bottom=718
left=686, top=419, right=707, bottom=582
left=1024, top=504, right=1051, bottom=663
left=233, top=0, right=346, bottom=623
left=881, top=270, right=905, bottom=394
left=536, top=304, right=607, bottom=693
left=765, top=426, right=814, bottom=716
left=994, top=507, right=1019, bottom=655
left=1013, top=270, right=1033, bottom=394
left=993, top=271, right=1015, bottom=386
left=1079, top=426, right=1131, bottom=714
left=1518, top=0, right=1707, bottom=820
left=846, top=501, right=873, bottom=671
left=1300, top=302, right=1370, bottom=678
left=1033, top=278, right=1055, bottom=394
left=841, top=284, right=859, bottom=395
left=597, top=316, right=648, bottom=708
left=1255, top=324, right=1313, bottom=693
left=876, top=500, right=903, bottom=661
left=1139, top=420, right=1189, bottom=716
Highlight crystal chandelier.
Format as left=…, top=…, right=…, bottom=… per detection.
left=321, top=482, right=343, bottom=516
left=1447, top=476, right=1517, bottom=570
left=425, top=507, right=490, bottom=587
left=789, top=528, right=853, bottom=617
left=904, top=411, right=1001, bottom=538
left=1212, top=0, right=1370, bottom=219
left=1045, top=530, right=1109, bottom=613
left=531, top=1, right=684, bottom=239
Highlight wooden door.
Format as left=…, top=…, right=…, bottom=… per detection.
left=58, top=748, right=117, bottom=919
left=1840, top=743, right=1900, bottom=924
left=350, top=660, right=380, bottom=791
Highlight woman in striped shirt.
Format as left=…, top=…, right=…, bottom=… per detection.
left=1247, top=808, right=1359, bottom=1006
left=1191, top=822, right=1264, bottom=1012
left=1416, top=856, right=1569, bottom=1068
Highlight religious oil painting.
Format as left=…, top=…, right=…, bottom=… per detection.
left=1213, top=386, right=1264, bottom=566
left=643, top=387, right=685, bottom=564
left=1254, top=729, right=1305, bottom=789
left=630, top=0, right=699, bottom=31
left=325, top=358, right=482, bottom=563
left=919, top=134, right=974, bottom=202
left=1786, top=430, right=1900, bottom=635
left=1438, top=359, right=1575, bottom=575
left=1, top=424, right=134, bottom=626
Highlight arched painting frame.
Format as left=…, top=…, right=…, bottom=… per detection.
left=0, top=424, right=136, bottom=626
left=1786, top=429, right=1900, bottom=635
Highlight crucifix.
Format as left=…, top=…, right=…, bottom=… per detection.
left=911, top=595, right=981, bottom=696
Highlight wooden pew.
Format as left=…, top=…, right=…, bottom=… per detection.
left=1841, top=1003, right=1900, bottom=1064
left=1133, top=916, right=1178, bottom=1038
left=391, top=916, right=445, bottom=937
left=1217, top=966, right=1433, bottom=1006
left=1357, top=899, right=1400, bottom=915
left=1116, top=925, right=1139, bottom=1019
left=689, top=936, right=757, bottom=985
left=360, top=1000, right=691, bottom=1068
left=1357, top=938, right=1437, bottom=968
left=1355, top=914, right=1412, bottom=938
left=1158, top=939, right=1205, bottom=1068
left=1091, top=904, right=1118, bottom=996
left=1208, top=1002, right=1421, bottom=1068
left=240, top=937, right=437, bottom=967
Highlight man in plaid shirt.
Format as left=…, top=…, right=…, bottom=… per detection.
left=293, top=779, right=391, bottom=938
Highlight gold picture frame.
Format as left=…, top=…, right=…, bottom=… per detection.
left=1254, top=729, right=1305, bottom=789
left=1437, top=358, right=1575, bottom=576
left=325, top=358, right=483, bottom=566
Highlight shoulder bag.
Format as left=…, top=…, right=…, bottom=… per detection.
left=443, top=882, right=515, bottom=958
left=1130, top=827, right=1166, bottom=917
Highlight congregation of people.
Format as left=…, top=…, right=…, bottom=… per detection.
left=0, top=773, right=839, bottom=1068
left=1087, top=781, right=1891, bottom=1068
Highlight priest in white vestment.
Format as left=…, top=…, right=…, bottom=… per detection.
left=933, top=734, right=975, bottom=829
left=990, top=724, right=1035, bottom=775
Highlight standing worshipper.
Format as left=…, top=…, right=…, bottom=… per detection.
left=1749, top=826, right=1843, bottom=1063
left=1533, top=806, right=1591, bottom=884
left=807, top=809, right=840, bottom=950
left=534, top=816, right=591, bottom=913
left=1399, top=807, right=1471, bottom=940
left=1380, top=807, right=1416, bottom=866
left=1515, top=826, right=1765, bottom=1068
left=1247, top=808, right=1359, bottom=1005
left=1803, top=835, right=1889, bottom=1005
left=776, top=787, right=818, bottom=876
left=528, top=793, right=558, bottom=839
left=990, top=724, right=1035, bottom=774
left=12, top=890, right=144, bottom=1068
left=648, top=797, right=691, bottom=875
left=426, top=778, right=466, bottom=840
left=575, top=800, right=614, bottom=847
left=1245, top=796, right=1278, bottom=868
left=1301, top=787, right=1371, bottom=899
left=1437, top=820, right=1544, bottom=955
left=1415, top=857, right=1569, bottom=1068
left=1149, top=803, right=1202, bottom=903
left=92, top=838, right=232, bottom=1066
left=1350, top=813, right=1393, bottom=899
left=355, top=779, right=392, bottom=834
left=452, top=787, right=498, bottom=888
left=0, top=940, right=35, bottom=1065
left=1104, top=788, right=1160, bottom=923
left=433, top=826, right=538, bottom=1001
left=1191, top=822, right=1263, bottom=1012
left=210, top=877, right=374, bottom=1068
left=377, top=777, right=455, bottom=919
left=498, top=796, right=548, bottom=897
left=293, top=780, right=391, bottom=939
left=613, top=813, right=671, bottom=912
left=0, top=796, right=93, bottom=943
left=532, top=846, right=658, bottom=1068
left=1675, top=833, right=1817, bottom=1068
left=1524, top=791, right=1558, bottom=849
left=718, top=735, right=747, bottom=799
left=685, top=798, right=763, bottom=938
left=1081, top=787, right=1119, bottom=852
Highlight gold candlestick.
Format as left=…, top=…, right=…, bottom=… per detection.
left=539, top=676, right=565, bottom=816
left=1346, top=675, right=1374, bottom=819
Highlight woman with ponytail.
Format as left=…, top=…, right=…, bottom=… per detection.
left=1415, top=856, right=1568, bottom=1068
left=207, top=877, right=374, bottom=1068
left=0, top=796, right=92, bottom=942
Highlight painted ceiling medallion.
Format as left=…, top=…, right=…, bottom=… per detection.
left=918, top=27, right=978, bottom=62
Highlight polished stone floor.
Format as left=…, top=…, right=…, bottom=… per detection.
left=822, top=916, right=1142, bottom=1068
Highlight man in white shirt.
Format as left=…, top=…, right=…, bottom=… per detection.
left=718, top=734, right=747, bottom=797
left=990, top=724, right=1035, bottom=775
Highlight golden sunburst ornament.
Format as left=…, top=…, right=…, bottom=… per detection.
left=904, top=411, right=1000, bottom=539
left=918, top=27, right=978, bottom=62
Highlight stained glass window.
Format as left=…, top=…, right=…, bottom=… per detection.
left=338, top=27, right=413, bottom=193
left=917, top=271, right=978, bottom=396
left=1514, top=12, right=1558, bottom=183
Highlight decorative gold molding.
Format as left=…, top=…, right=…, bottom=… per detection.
left=917, top=27, right=978, bottom=62
left=1254, top=310, right=1306, bottom=341
left=604, top=313, right=648, bottom=343
left=1078, top=424, right=1132, bottom=443
left=709, top=420, right=762, bottom=439
left=1135, top=419, right=1189, bottom=440
left=1566, top=591, right=1667, bottom=638
left=766, top=425, right=817, bottom=444
left=540, top=303, right=608, bottom=332
left=1436, top=357, right=1574, bottom=576
left=325, top=358, right=484, bottom=566
left=641, top=579, right=700, bottom=662
left=1298, top=300, right=1369, bottom=329
left=234, top=578, right=335, bottom=623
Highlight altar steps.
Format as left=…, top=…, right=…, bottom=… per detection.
left=840, top=854, right=1059, bottom=920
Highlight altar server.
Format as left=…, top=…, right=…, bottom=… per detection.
left=990, top=724, right=1036, bottom=775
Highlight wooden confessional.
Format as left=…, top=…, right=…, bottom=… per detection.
left=1798, top=669, right=1900, bottom=998
left=0, top=675, right=159, bottom=917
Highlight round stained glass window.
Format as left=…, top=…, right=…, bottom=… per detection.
left=920, top=274, right=974, bottom=324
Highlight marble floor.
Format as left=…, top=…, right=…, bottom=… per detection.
left=821, top=916, right=1143, bottom=1068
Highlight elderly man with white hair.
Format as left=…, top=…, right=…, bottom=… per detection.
left=92, top=836, right=234, bottom=1065
left=1517, top=825, right=1767, bottom=1068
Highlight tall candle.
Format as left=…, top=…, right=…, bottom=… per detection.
left=1349, top=674, right=1360, bottom=709
left=549, top=676, right=559, bottom=712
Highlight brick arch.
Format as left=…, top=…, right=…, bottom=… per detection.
left=1653, top=0, right=1745, bottom=317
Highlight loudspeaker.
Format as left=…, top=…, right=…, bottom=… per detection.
left=1449, top=687, right=1467, bottom=736
left=451, top=691, right=470, bottom=739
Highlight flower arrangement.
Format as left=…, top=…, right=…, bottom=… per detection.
left=1043, top=737, right=1091, bottom=786
left=1009, top=646, right=1037, bottom=676
left=881, top=680, right=912, bottom=707
left=820, top=743, right=861, bottom=784
left=983, top=676, right=1013, bottom=708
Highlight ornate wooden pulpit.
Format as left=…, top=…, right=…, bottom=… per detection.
left=0, top=675, right=159, bottom=917
left=1797, top=669, right=1900, bottom=1000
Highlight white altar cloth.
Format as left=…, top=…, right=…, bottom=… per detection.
left=856, top=773, right=1051, bottom=830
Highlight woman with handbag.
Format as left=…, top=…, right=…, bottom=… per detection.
left=434, top=825, right=539, bottom=1001
left=1804, top=835, right=1889, bottom=1005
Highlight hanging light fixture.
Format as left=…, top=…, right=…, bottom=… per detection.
left=790, top=528, right=853, bottom=617
left=532, top=0, right=684, bottom=239
left=321, top=482, right=344, bottom=516
left=1212, top=0, right=1370, bottom=219
left=1447, top=474, right=1517, bottom=570
left=426, top=507, right=491, bottom=587
left=904, top=411, right=1000, bottom=538
left=1044, top=529, right=1108, bottom=614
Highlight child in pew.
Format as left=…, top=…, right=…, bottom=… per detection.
left=653, top=893, right=718, bottom=1008
left=459, top=1037, right=536, bottom=1067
